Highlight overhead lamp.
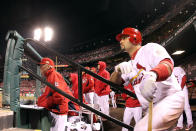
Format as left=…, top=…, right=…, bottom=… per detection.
left=33, top=26, right=54, bottom=42
left=44, top=27, right=53, bottom=42
left=172, top=50, right=185, bottom=55
left=34, top=28, right=42, bottom=41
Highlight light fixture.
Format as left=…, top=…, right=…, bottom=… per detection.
left=34, top=28, right=42, bottom=41
left=44, top=27, right=53, bottom=42
left=172, top=50, right=185, bottom=55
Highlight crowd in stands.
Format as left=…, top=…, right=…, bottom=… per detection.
left=20, top=80, right=36, bottom=95
left=67, top=45, right=120, bottom=63
left=15, top=1, right=196, bottom=76
left=53, top=0, right=196, bottom=68
left=0, top=0, right=195, bottom=86
left=143, top=0, right=196, bottom=45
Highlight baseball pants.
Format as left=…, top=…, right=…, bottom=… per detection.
left=176, top=87, right=193, bottom=127
left=122, top=106, right=142, bottom=131
left=94, top=93, right=99, bottom=105
left=134, top=91, right=184, bottom=131
left=50, top=112, right=68, bottom=131
left=98, top=95, right=110, bottom=116
left=111, top=98, right=117, bottom=108
left=85, top=92, right=95, bottom=104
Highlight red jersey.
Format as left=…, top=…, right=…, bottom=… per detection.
left=121, top=84, right=141, bottom=108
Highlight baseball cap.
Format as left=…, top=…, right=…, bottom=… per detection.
left=39, top=57, right=55, bottom=67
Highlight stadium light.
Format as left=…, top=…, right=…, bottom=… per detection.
left=172, top=50, right=185, bottom=55
left=44, top=27, right=53, bottom=42
left=34, top=28, right=42, bottom=41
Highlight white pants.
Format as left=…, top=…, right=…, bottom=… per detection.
left=85, top=92, right=95, bottom=104
left=111, top=98, right=117, bottom=108
left=94, top=93, right=99, bottom=105
left=50, top=112, right=68, bottom=131
left=98, top=95, right=110, bottom=116
left=177, top=87, right=193, bottom=127
left=134, top=91, right=184, bottom=131
left=122, top=107, right=142, bottom=131
left=110, top=91, right=117, bottom=108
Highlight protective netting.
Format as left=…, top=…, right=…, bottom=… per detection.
left=20, top=40, right=74, bottom=105
left=20, top=56, right=41, bottom=105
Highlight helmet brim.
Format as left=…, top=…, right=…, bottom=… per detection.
left=116, top=33, right=129, bottom=41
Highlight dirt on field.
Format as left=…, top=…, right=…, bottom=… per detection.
left=103, top=107, right=135, bottom=131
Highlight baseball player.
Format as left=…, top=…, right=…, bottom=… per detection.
left=69, top=73, right=86, bottom=103
left=94, top=61, right=111, bottom=117
left=173, top=67, right=193, bottom=131
left=121, top=83, right=142, bottom=131
left=37, top=58, right=74, bottom=131
left=186, top=79, right=196, bottom=88
left=110, top=27, right=184, bottom=130
left=90, top=67, right=99, bottom=105
left=82, top=67, right=95, bottom=104
left=110, top=90, right=117, bottom=108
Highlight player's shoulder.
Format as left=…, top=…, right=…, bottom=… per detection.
left=142, top=43, right=166, bottom=54
left=174, top=66, right=184, bottom=71
left=143, top=43, right=164, bottom=49
left=174, top=67, right=185, bottom=74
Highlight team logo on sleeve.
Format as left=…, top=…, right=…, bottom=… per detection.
left=136, top=63, right=146, bottom=70
left=131, top=63, right=146, bottom=86
left=130, top=69, right=144, bottom=85
left=55, top=82, right=59, bottom=87
left=82, top=78, right=87, bottom=83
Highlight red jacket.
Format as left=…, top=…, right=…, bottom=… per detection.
left=37, top=68, right=73, bottom=115
left=70, top=73, right=86, bottom=103
left=68, top=101, right=80, bottom=116
left=70, top=73, right=79, bottom=99
left=186, top=81, right=196, bottom=88
left=82, top=73, right=94, bottom=93
left=95, top=61, right=110, bottom=96
left=121, top=84, right=141, bottom=108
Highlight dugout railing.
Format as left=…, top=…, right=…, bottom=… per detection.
left=3, top=31, right=137, bottom=130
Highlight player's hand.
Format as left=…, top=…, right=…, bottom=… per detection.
left=115, top=61, right=133, bottom=74
left=139, top=71, right=157, bottom=102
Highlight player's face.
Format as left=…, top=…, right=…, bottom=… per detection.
left=97, top=65, right=100, bottom=70
left=69, top=77, right=72, bottom=81
left=40, top=64, right=50, bottom=76
left=120, top=36, right=131, bottom=52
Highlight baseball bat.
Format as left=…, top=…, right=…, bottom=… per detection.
left=148, top=101, right=153, bottom=131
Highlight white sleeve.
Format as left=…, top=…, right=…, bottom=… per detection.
left=121, top=74, right=130, bottom=86
left=179, top=67, right=186, bottom=76
left=147, top=43, right=174, bottom=68
left=121, top=69, right=138, bottom=86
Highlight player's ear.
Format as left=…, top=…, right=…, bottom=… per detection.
left=48, top=65, right=52, bottom=69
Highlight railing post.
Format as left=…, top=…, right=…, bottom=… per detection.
left=78, top=68, right=83, bottom=103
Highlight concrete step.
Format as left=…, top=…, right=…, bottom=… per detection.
left=0, top=108, right=14, bottom=130
left=2, top=128, right=37, bottom=131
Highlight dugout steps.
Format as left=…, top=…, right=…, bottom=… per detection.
left=0, top=108, right=14, bottom=130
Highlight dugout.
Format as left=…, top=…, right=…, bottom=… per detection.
left=2, top=31, right=136, bottom=130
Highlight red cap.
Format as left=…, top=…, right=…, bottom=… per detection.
left=39, top=58, right=55, bottom=66
left=85, top=66, right=90, bottom=70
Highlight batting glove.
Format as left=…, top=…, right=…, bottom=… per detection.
left=139, top=71, right=157, bottom=102
left=115, top=61, right=133, bottom=74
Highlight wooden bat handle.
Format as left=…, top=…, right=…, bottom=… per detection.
left=148, top=101, right=153, bottom=131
